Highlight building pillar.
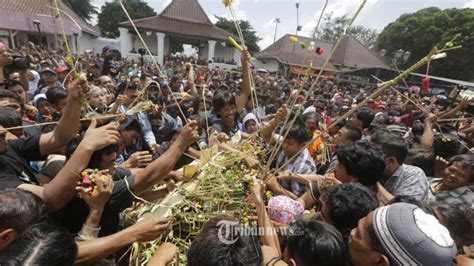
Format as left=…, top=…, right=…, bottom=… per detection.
left=156, top=32, right=166, bottom=67
left=233, top=47, right=242, bottom=67
left=71, top=34, right=78, bottom=54
left=119, top=27, right=132, bottom=56
left=208, top=40, right=216, bottom=62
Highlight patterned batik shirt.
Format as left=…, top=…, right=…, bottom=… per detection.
left=384, top=164, right=430, bottom=202
left=429, top=178, right=473, bottom=207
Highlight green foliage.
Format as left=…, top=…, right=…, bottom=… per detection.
left=214, top=16, right=262, bottom=53
left=170, top=39, right=184, bottom=54
left=317, top=13, right=379, bottom=48
left=64, top=0, right=98, bottom=22
left=376, top=7, right=474, bottom=80
left=98, top=0, right=156, bottom=38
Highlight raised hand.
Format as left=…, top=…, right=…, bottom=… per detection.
left=424, top=113, right=438, bottom=126
left=275, top=104, right=288, bottom=123
left=250, top=176, right=264, bottom=204
left=174, top=120, right=200, bottom=149
left=131, top=216, right=169, bottom=242
left=122, top=151, right=153, bottom=168
left=76, top=172, right=114, bottom=211
left=147, top=242, right=178, bottom=266
left=81, top=119, right=120, bottom=151
left=68, top=75, right=90, bottom=101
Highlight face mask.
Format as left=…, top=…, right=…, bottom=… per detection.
left=199, top=111, right=211, bottom=119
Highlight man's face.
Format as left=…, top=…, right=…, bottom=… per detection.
left=37, top=101, right=53, bottom=116
left=9, top=85, right=26, bottom=104
left=349, top=117, right=363, bottom=129
left=131, top=77, right=141, bottom=88
left=304, top=118, right=318, bottom=135
left=0, top=51, right=13, bottom=67
left=100, top=76, right=115, bottom=91
left=348, top=212, right=386, bottom=266
left=217, top=105, right=236, bottom=125
left=245, top=120, right=258, bottom=134
left=442, top=161, right=473, bottom=190
left=172, top=79, right=181, bottom=89
left=0, top=126, right=8, bottom=154
left=8, top=72, right=19, bottom=81
left=41, top=72, right=57, bottom=84
left=333, top=127, right=348, bottom=146
left=124, top=87, right=138, bottom=105
left=319, top=196, right=335, bottom=225
left=121, top=130, right=140, bottom=147
left=335, top=163, right=354, bottom=183
left=88, top=89, right=107, bottom=109
left=282, top=138, right=305, bottom=158
left=53, top=98, right=68, bottom=113
left=314, top=101, right=325, bottom=113
left=100, top=151, right=118, bottom=172
left=0, top=97, right=21, bottom=113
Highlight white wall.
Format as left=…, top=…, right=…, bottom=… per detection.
left=252, top=58, right=279, bottom=72
left=199, top=43, right=241, bottom=66
left=199, top=43, right=209, bottom=61
left=132, top=34, right=155, bottom=55
left=78, top=34, right=120, bottom=55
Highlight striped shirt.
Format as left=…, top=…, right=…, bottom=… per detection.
left=276, top=148, right=317, bottom=196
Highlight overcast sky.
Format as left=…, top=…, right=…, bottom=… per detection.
left=91, top=0, right=474, bottom=49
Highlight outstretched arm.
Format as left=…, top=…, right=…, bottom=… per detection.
left=38, top=121, right=119, bottom=212
left=134, top=121, right=199, bottom=194
left=235, top=50, right=251, bottom=114
left=75, top=216, right=168, bottom=265
left=39, top=78, right=86, bottom=155
left=251, top=176, right=281, bottom=255
left=263, top=105, right=287, bottom=144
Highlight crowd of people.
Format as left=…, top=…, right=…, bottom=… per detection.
left=0, top=40, right=473, bottom=265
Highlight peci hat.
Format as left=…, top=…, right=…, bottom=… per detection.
left=242, top=112, right=259, bottom=127
left=33, top=94, right=49, bottom=108
left=373, top=203, right=457, bottom=266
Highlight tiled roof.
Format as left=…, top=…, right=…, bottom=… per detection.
left=0, top=0, right=99, bottom=36
left=332, top=36, right=388, bottom=69
left=255, top=34, right=337, bottom=71
left=119, top=0, right=233, bottom=41
left=159, top=0, right=213, bottom=25
left=255, top=34, right=390, bottom=70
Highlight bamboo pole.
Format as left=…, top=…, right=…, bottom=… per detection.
left=272, top=47, right=441, bottom=174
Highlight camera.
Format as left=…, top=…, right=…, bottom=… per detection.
left=138, top=48, right=146, bottom=56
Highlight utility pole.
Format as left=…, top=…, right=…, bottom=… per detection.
left=273, top=18, right=280, bottom=43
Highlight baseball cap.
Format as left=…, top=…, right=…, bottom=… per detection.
left=40, top=67, right=57, bottom=76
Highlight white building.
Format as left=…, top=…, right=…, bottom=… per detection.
left=118, top=0, right=241, bottom=68
left=0, top=0, right=241, bottom=69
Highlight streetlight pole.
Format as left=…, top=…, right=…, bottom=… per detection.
left=295, top=3, right=300, bottom=36
left=273, top=18, right=280, bottom=43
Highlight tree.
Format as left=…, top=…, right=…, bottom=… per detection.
left=64, top=0, right=98, bottom=22
left=98, top=0, right=156, bottom=38
left=169, top=39, right=184, bottom=54
left=316, top=13, right=379, bottom=48
left=376, top=7, right=474, bottom=80
left=214, top=16, right=262, bottom=53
